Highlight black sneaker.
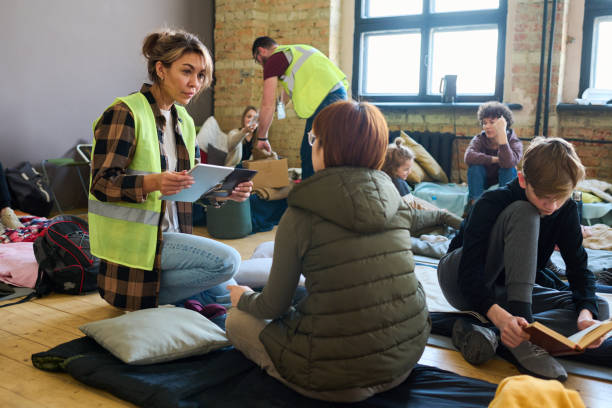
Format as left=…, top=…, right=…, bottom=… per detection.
left=452, top=318, right=499, bottom=365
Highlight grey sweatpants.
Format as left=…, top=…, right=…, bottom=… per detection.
left=437, top=201, right=609, bottom=337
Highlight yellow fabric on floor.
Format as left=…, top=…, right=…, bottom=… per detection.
left=489, top=375, right=585, bottom=408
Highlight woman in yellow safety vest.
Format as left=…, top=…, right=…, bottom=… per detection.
left=89, top=28, right=252, bottom=311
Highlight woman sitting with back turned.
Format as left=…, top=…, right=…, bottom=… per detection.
left=89, top=29, right=252, bottom=311
left=226, top=100, right=431, bottom=402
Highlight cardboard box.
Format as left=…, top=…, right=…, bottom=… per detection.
left=243, top=158, right=289, bottom=188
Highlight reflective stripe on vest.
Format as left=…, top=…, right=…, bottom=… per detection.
left=275, top=44, right=348, bottom=118
left=88, top=200, right=160, bottom=226
left=126, top=169, right=157, bottom=176
left=88, top=92, right=195, bottom=270
left=280, top=46, right=316, bottom=98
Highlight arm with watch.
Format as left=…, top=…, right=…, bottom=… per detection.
left=255, top=76, right=280, bottom=152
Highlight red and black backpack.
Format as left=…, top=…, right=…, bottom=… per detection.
left=32, top=215, right=99, bottom=296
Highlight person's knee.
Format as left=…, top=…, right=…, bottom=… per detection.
left=467, top=165, right=486, bottom=177
left=504, top=200, right=540, bottom=221
left=225, top=308, right=266, bottom=348
left=498, top=167, right=517, bottom=186
left=497, top=201, right=540, bottom=243
left=213, top=244, right=241, bottom=282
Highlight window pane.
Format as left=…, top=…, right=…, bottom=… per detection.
left=430, top=27, right=498, bottom=95
left=362, top=32, right=421, bottom=94
left=364, top=0, right=422, bottom=18
left=432, top=0, right=499, bottom=13
left=592, top=18, right=612, bottom=89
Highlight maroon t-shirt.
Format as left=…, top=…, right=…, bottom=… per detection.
left=263, top=52, right=290, bottom=80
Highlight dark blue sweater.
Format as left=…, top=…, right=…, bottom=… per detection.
left=391, top=177, right=411, bottom=197
left=449, top=178, right=598, bottom=318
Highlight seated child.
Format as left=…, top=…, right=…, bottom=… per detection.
left=225, top=101, right=431, bottom=403
left=464, top=101, right=523, bottom=212
left=382, top=137, right=463, bottom=235
left=438, top=137, right=611, bottom=380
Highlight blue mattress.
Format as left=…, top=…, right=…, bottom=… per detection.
left=32, top=336, right=498, bottom=408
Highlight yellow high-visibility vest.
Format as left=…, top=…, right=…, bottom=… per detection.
left=88, top=92, right=195, bottom=270
left=275, top=44, right=348, bottom=118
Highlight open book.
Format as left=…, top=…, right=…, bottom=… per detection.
left=524, top=319, right=612, bottom=356
left=160, top=164, right=257, bottom=202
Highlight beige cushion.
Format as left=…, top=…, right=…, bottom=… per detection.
left=79, top=307, right=230, bottom=365
left=400, top=131, right=448, bottom=183
left=405, top=160, right=427, bottom=184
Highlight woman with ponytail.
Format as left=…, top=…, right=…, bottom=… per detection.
left=89, top=29, right=252, bottom=311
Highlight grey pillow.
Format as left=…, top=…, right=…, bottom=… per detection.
left=79, top=307, right=230, bottom=365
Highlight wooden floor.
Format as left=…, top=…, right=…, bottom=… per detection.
left=1, top=225, right=610, bottom=407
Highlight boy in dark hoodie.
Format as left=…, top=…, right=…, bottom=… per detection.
left=438, top=137, right=610, bottom=381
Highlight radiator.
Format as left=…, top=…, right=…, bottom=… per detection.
left=389, top=131, right=456, bottom=180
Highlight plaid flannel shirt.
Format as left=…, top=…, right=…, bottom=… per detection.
left=90, top=84, right=199, bottom=310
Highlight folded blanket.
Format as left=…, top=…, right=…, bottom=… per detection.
left=253, top=184, right=293, bottom=201
left=578, top=179, right=612, bottom=203
left=0, top=242, right=38, bottom=287
left=1, top=215, right=49, bottom=243
left=582, top=224, right=612, bottom=250
left=489, top=375, right=585, bottom=408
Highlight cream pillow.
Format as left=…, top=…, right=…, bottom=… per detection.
left=400, top=131, right=448, bottom=183
left=405, top=160, right=427, bottom=184
left=79, top=307, right=230, bottom=365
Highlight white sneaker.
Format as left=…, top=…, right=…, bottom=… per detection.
left=0, top=207, right=24, bottom=230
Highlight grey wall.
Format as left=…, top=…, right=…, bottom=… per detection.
left=0, top=0, right=214, bottom=209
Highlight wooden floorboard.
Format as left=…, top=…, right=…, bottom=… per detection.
left=1, top=225, right=610, bottom=407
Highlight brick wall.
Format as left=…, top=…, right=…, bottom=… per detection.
left=214, top=0, right=334, bottom=168
left=214, top=0, right=611, bottom=182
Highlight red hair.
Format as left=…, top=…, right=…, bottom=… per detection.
left=312, top=101, right=388, bottom=170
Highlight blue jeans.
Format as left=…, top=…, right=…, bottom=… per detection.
left=300, top=86, right=348, bottom=179
left=467, top=164, right=517, bottom=201
left=158, top=232, right=240, bottom=305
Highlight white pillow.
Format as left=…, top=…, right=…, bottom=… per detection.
left=235, top=258, right=274, bottom=287
left=251, top=241, right=275, bottom=259
left=235, top=258, right=305, bottom=287
left=79, top=307, right=230, bottom=365
left=196, top=116, right=227, bottom=154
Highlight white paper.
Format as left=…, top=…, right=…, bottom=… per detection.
left=160, top=164, right=233, bottom=202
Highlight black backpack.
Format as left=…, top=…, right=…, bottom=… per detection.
left=33, top=215, right=100, bottom=296
left=5, top=161, right=53, bottom=217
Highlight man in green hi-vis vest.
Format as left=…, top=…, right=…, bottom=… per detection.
left=251, top=36, right=348, bottom=179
